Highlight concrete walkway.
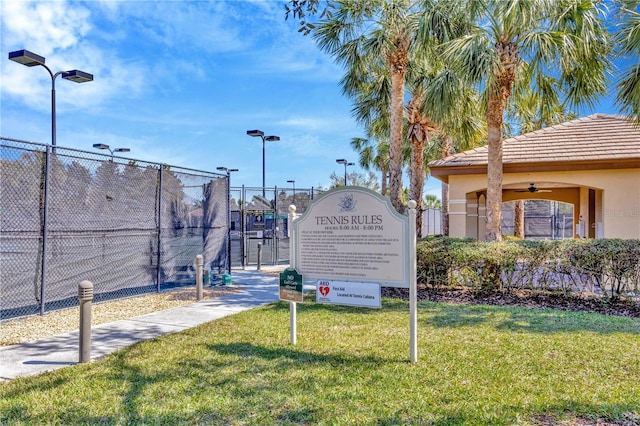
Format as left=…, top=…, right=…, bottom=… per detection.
left=0, top=268, right=282, bottom=381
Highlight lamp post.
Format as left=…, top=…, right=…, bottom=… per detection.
left=92, top=143, right=130, bottom=161
left=217, top=167, right=239, bottom=274
left=287, top=179, right=296, bottom=205
left=246, top=130, right=280, bottom=197
left=9, top=49, right=92, bottom=316
left=8, top=49, right=93, bottom=151
left=336, top=159, right=355, bottom=186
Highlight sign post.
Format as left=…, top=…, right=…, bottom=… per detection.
left=279, top=268, right=303, bottom=345
left=408, top=200, right=418, bottom=363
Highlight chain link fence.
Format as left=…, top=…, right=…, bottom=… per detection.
left=230, top=186, right=322, bottom=268
left=229, top=188, right=443, bottom=266
left=1, top=137, right=228, bottom=320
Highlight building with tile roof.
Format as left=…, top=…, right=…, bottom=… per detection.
left=429, top=114, right=640, bottom=240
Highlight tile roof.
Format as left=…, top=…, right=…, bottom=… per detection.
left=429, top=114, right=640, bottom=176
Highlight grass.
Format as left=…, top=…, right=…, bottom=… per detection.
left=1, top=298, right=639, bottom=425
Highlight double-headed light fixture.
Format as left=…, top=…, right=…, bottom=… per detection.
left=93, top=143, right=130, bottom=161
left=336, top=158, right=355, bottom=186
left=8, top=49, right=93, bottom=149
left=246, top=129, right=279, bottom=196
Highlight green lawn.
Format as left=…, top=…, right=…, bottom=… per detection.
left=1, top=299, right=639, bottom=425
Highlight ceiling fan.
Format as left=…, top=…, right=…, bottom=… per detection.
left=515, top=183, right=552, bottom=193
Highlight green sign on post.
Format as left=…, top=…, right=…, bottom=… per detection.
left=279, top=268, right=303, bottom=303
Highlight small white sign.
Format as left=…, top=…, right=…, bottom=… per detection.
left=316, top=280, right=381, bottom=308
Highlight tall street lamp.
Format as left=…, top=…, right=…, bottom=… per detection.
left=93, top=143, right=130, bottom=161
left=287, top=179, right=296, bottom=205
left=336, top=159, right=355, bottom=186
left=9, top=49, right=92, bottom=315
left=9, top=49, right=93, bottom=151
left=217, top=167, right=239, bottom=274
left=246, top=129, right=280, bottom=197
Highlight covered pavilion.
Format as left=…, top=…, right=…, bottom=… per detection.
left=429, top=114, right=640, bottom=240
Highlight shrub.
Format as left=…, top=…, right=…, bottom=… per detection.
left=566, top=239, right=640, bottom=299
left=416, top=236, right=472, bottom=289
left=416, top=237, right=640, bottom=299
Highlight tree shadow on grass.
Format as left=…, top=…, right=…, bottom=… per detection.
left=264, top=297, right=411, bottom=314
left=2, top=341, right=637, bottom=426
left=207, top=341, right=405, bottom=366
left=421, top=301, right=640, bottom=335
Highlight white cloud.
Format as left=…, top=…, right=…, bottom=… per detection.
left=276, top=115, right=358, bottom=132
left=276, top=117, right=329, bottom=130
left=1, top=1, right=148, bottom=112
left=1, top=1, right=91, bottom=55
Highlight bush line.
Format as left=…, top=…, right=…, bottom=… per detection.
left=417, top=236, right=640, bottom=300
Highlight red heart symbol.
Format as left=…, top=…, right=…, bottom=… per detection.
left=319, top=286, right=330, bottom=297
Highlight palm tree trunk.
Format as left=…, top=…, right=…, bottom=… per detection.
left=514, top=200, right=525, bottom=238
left=409, top=135, right=425, bottom=237
left=380, top=168, right=388, bottom=196
left=485, top=92, right=506, bottom=242
left=441, top=137, right=453, bottom=236
left=389, top=66, right=406, bottom=213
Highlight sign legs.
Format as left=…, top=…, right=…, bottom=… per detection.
left=408, top=200, right=418, bottom=363
left=290, top=301, right=297, bottom=345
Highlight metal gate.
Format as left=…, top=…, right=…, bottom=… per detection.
left=229, top=186, right=320, bottom=268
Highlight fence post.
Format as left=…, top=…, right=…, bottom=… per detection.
left=39, top=146, right=52, bottom=315
left=156, top=166, right=163, bottom=292
left=195, top=255, right=203, bottom=301
left=274, top=186, right=278, bottom=264
left=257, top=242, right=262, bottom=271
left=78, top=280, right=94, bottom=363
left=226, top=174, right=231, bottom=274
left=241, top=184, right=246, bottom=269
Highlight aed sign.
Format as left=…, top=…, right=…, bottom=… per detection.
left=279, top=268, right=303, bottom=303
left=316, top=280, right=381, bottom=308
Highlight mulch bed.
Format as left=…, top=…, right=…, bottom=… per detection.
left=382, top=286, right=640, bottom=318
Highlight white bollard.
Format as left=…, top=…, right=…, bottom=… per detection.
left=78, top=280, right=94, bottom=363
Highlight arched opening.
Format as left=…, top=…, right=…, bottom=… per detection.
left=462, top=182, right=604, bottom=240
left=502, top=200, right=574, bottom=239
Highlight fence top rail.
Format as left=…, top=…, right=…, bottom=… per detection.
left=234, top=186, right=323, bottom=192
left=1, top=136, right=225, bottom=179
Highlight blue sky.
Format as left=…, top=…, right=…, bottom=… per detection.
left=0, top=1, right=622, bottom=196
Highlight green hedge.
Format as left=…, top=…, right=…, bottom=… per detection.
left=416, top=236, right=640, bottom=299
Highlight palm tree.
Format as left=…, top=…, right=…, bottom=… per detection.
left=614, top=0, right=640, bottom=123
left=350, top=136, right=390, bottom=195
left=346, top=55, right=393, bottom=196
left=507, top=82, right=579, bottom=135
left=313, top=0, right=423, bottom=213
left=406, top=90, right=437, bottom=234
left=424, top=194, right=442, bottom=209
left=442, top=0, right=611, bottom=241
left=420, top=64, right=487, bottom=236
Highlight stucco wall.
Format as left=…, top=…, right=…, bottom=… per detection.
left=445, top=168, right=640, bottom=239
